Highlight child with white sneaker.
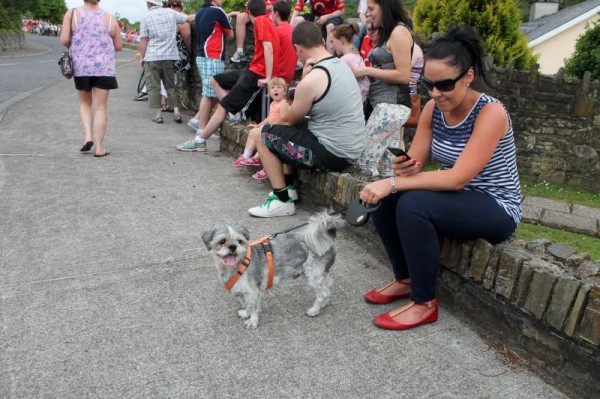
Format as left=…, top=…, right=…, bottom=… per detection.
left=232, top=77, right=289, bottom=179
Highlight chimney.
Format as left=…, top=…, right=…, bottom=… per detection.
left=529, top=1, right=560, bottom=21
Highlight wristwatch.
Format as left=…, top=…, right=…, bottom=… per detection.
left=390, top=176, right=397, bottom=194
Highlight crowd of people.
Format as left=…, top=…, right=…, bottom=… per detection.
left=63, top=0, right=522, bottom=332
left=21, top=18, right=60, bottom=35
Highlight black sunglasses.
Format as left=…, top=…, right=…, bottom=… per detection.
left=421, top=68, right=470, bottom=92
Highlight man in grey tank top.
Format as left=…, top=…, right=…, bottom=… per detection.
left=248, top=21, right=365, bottom=218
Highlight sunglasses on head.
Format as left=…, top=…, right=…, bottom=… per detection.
left=421, top=67, right=470, bottom=92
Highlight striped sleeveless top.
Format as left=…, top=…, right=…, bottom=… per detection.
left=431, top=93, right=522, bottom=223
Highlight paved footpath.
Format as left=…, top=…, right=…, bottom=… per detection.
left=0, top=59, right=566, bottom=397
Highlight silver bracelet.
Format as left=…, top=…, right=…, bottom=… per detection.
left=390, top=176, right=397, bottom=193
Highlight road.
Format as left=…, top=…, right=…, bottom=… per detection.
left=0, top=34, right=136, bottom=109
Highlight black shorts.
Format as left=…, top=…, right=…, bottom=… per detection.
left=261, top=121, right=351, bottom=172
left=213, top=69, right=263, bottom=114
left=74, top=76, right=118, bottom=91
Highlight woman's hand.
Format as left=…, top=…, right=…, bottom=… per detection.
left=391, top=155, right=422, bottom=176
left=359, top=178, right=392, bottom=205
left=353, top=66, right=369, bottom=78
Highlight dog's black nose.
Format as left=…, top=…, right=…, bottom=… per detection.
left=228, top=244, right=237, bottom=252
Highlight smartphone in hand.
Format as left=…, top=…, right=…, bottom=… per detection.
left=387, top=147, right=411, bottom=160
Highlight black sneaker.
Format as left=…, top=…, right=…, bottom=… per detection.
left=133, top=92, right=148, bottom=101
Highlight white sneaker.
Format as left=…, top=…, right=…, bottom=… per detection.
left=248, top=195, right=296, bottom=218
left=268, top=185, right=299, bottom=202
left=230, top=50, right=246, bottom=63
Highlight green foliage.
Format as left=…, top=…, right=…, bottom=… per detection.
left=564, top=18, right=600, bottom=80
left=413, top=0, right=536, bottom=69
left=0, top=0, right=66, bottom=30
left=185, top=0, right=246, bottom=13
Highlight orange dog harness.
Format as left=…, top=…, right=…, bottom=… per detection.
left=223, top=236, right=274, bottom=291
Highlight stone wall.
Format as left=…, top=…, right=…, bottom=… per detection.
left=219, top=121, right=600, bottom=398
left=477, top=64, right=599, bottom=191
left=0, top=32, right=25, bottom=52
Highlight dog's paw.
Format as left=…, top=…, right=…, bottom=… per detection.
left=306, top=306, right=321, bottom=317
left=243, top=319, right=258, bottom=329
left=238, top=309, right=250, bottom=319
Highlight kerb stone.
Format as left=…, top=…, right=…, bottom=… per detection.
left=495, top=249, right=531, bottom=300
left=541, top=210, right=597, bottom=236
left=524, top=270, right=558, bottom=319
left=545, top=277, right=581, bottom=331
left=468, top=239, right=494, bottom=282
left=578, top=287, right=600, bottom=346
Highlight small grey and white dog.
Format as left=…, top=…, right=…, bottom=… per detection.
left=202, top=212, right=345, bottom=329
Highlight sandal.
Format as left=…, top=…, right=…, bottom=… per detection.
left=80, top=141, right=93, bottom=152
left=152, top=116, right=164, bottom=124
left=373, top=300, right=439, bottom=331
left=252, top=168, right=268, bottom=180
left=174, top=114, right=183, bottom=123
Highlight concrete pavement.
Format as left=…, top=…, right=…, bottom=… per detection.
left=0, top=59, right=566, bottom=397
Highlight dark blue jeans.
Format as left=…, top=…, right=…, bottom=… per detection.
left=371, top=189, right=517, bottom=303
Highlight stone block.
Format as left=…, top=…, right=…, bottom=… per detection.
left=521, top=202, right=543, bottom=223
left=483, top=245, right=504, bottom=290
left=468, top=239, right=494, bottom=282
left=457, top=241, right=474, bottom=276
left=547, top=243, right=577, bottom=262
left=524, top=238, right=551, bottom=255
left=514, top=261, right=535, bottom=307
left=495, top=248, right=531, bottom=300
left=445, top=240, right=462, bottom=272
left=524, top=270, right=557, bottom=319
left=541, top=210, right=597, bottom=236
left=579, top=287, right=600, bottom=346
left=564, top=284, right=591, bottom=337
left=572, top=204, right=600, bottom=222
left=521, top=196, right=570, bottom=213
left=545, top=277, right=581, bottom=331
left=439, top=238, right=452, bottom=268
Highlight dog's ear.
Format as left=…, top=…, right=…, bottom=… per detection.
left=235, top=225, right=250, bottom=241
left=201, top=229, right=215, bottom=250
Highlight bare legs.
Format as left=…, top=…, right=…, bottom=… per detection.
left=193, top=97, right=218, bottom=130
left=77, top=87, right=110, bottom=155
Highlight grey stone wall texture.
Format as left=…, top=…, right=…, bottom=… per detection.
left=0, top=32, right=25, bottom=51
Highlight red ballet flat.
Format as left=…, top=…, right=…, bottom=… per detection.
left=373, top=300, right=439, bottom=331
left=364, top=280, right=411, bottom=304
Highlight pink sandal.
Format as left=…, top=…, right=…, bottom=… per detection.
left=252, top=168, right=268, bottom=180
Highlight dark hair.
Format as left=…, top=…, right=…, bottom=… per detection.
left=292, top=21, right=324, bottom=48
left=247, top=0, right=267, bottom=17
left=331, top=22, right=359, bottom=43
left=425, top=26, right=489, bottom=86
left=371, top=0, right=412, bottom=46
left=273, top=0, right=291, bottom=21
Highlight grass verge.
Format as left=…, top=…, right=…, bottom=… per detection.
left=516, top=223, right=599, bottom=261
left=521, top=178, right=600, bottom=209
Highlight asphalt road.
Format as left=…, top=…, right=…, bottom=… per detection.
left=0, top=34, right=136, bottom=108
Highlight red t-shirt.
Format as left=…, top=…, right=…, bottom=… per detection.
left=274, top=22, right=297, bottom=82
left=249, top=15, right=280, bottom=78
left=359, top=36, right=373, bottom=67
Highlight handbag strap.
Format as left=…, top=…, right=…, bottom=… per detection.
left=66, top=8, right=74, bottom=48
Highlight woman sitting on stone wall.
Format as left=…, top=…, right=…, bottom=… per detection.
left=359, top=26, right=522, bottom=331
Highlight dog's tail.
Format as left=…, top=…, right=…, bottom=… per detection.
left=301, top=210, right=345, bottom=256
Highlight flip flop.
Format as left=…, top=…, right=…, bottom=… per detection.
left=80, top=141, right=93, bottom=152
left=94, top=151, right=110, bottom=158
left=152, top=116, right=164, bottom=124
left=174, top=114, right=183, bottom=123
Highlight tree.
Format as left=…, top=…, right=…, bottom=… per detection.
left=0, top=0, right=40, bottom=31
left=564, top=19, right=600, bottom=80
left=413, top=0, right=536, bottom=69
left=185, top=0, right=247, bottom=14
